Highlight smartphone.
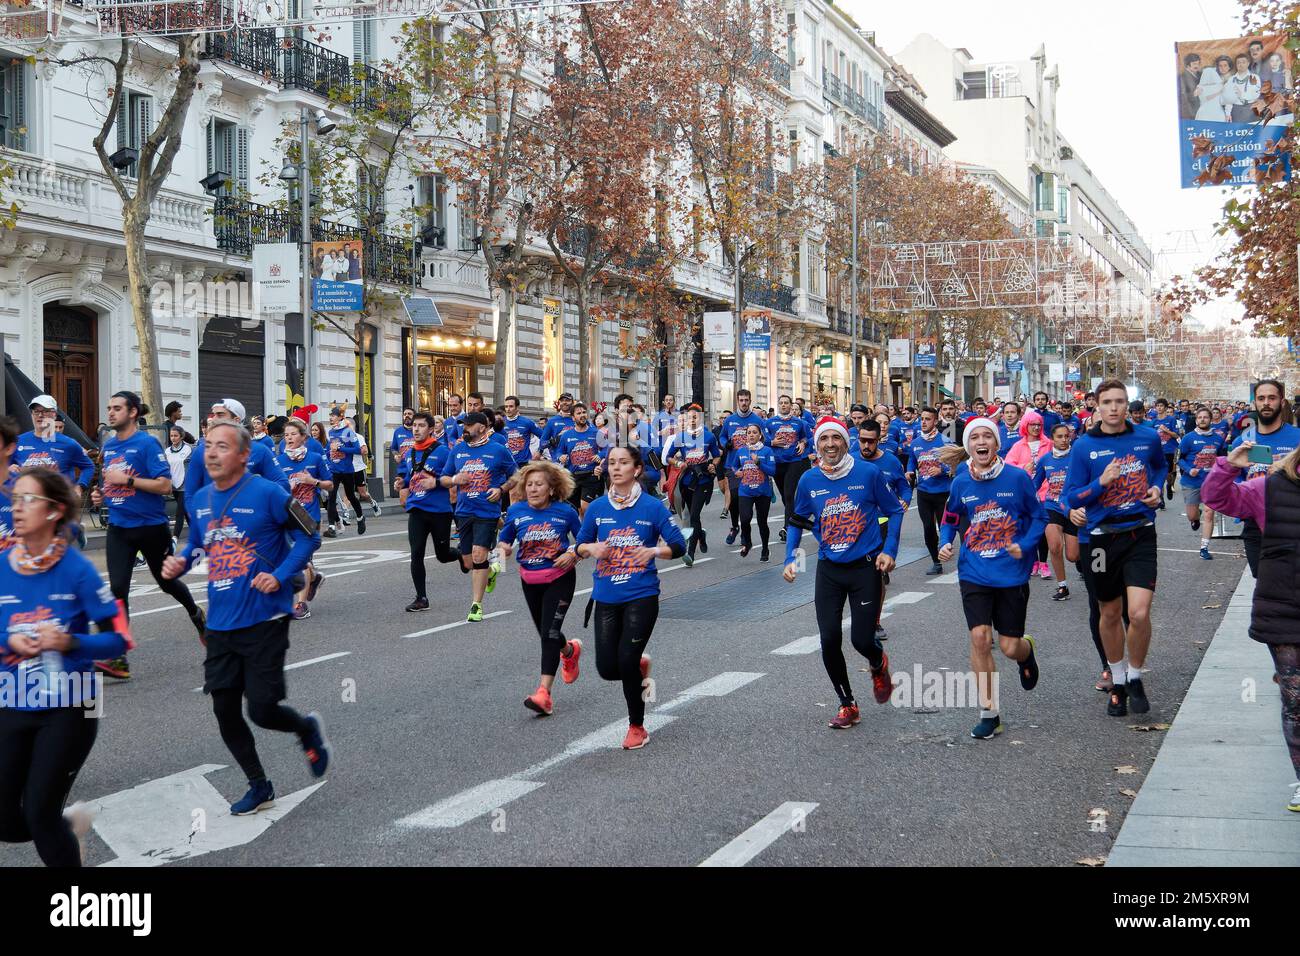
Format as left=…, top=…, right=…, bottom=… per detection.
left=1247, top=443, right=1273, bottom=466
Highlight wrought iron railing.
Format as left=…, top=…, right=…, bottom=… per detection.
left=742, top=274, right=795, bottom=314
left=282, top=35, right=353, bottom=99
left=750, top=45, right=791, bottom=89
left=203, top=26, right=281, bottom=80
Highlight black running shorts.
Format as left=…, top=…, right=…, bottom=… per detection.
left=203, top=616, right=291, bottom=705
left=1088, top=524, right=1158, bottom=603
left=455, top=514, right=499, bottom=555
left=959, top=581, right=1029, bottom=635
left=569, top=473, right=603, bottom=506
left=1048, top=509, right=1078, bottom=537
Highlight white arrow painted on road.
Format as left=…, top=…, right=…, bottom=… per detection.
left=88, top=764, right=325, bottom=867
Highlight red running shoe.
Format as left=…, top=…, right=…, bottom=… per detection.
left=524, top=686, right=553, bottom=716
left=871, top=652, right=893, bottom=704
left=828, top=704, right=860, bottom=729
left=561, top=639, right=583, bottom=685
left=622, top=724, right=649, bottom=749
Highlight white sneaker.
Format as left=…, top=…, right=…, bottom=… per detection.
left=370, top=500, right=382, bottom=517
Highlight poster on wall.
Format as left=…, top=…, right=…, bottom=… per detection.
left=915, top=337, right=937, bottom=368
left=252, top=243, right=300, bottom=314
left=740, top=308, right=771, bottom=352
left=310, top=239, right=364, bottom=311
left=1176, top=35, right=1293, bottom=188
left=703, top=311, right=734, bottom=353
left=888, top=338, right=911, bottom=368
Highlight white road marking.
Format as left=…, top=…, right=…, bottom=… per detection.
left=402, top=609, right=513, bottom=638
left=698, top=802, right=818, bottom=867
left=933, top=571, right=961, bottom=584
left=130, top=598, right=208, bottom=618
left=90, top=764, right=325, bottom=867
left=397, top=672, right=764, bottom=829
left=769, top=593, right=932, bottom=655
left=573, top=557, right=714, bottom=597
left=1159, top=547, right=1241, bottom=557
left=884, top=591, right=931, bottom=605
left=770, top=634, right=822, bottom=656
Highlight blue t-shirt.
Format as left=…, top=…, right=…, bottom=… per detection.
left=765, top=416, right=808, bottom=464
left=252, top=434, right=275, bottom=454
left=0, top=549, right=125, bottom=711
left=907, top=432, right=953, bottom=494
left=499, top=501, right=582, bottom=576
left=785, top=458, right=903, bottom=565
left=1152, top=415, right=1181, bottom=455
left=274, top=449, right=332, bottom=523
left=650, top=411, right=677, bottom=447
left=599, top=421, right=661, bottom=482
left=719, top=411, right=766, bottom=470
left=556, top=425, right=602, bottom=476
left=1178, top=431, right=1225, bottom=490
left=540, top=415, right=576, bottom=453
left=398, top=442, right=452, bottom=513
left=441, top=439, right=517, bottom=518
left=1037, top=450, right=1073, bottom=515
left=1229, top=423, right=1300, bottom=483
left=1065, top=423, right=1168, bottom=532
left=0, top=486, right=12, bottom=551
left=325, top=425, right=363, bottom=474
left=865, top=451, right=912, bottom=506
left=1210, top=420, right=1231, bottom=441
left=1033, top=408, right=1062, bottom=434
left=187, top=439, right=291, bottom=496
left=998, top=420, right=1022, bottom=455
left=671, top=429, right=722, bottom=489
left=733, top=445, right=776, bottom=497
left=576, top=493, right=686, bottom=604
left=501, top=416, right=542, bottom=466
left=392, top=426, right=415, bottom=466
left=182, top=475, right=319, bottom=631
left=101, top=430, right=171, bottom=528
left=941, top=464, right=1047, bottom=588
left=13, top=432, right=94, bottom=487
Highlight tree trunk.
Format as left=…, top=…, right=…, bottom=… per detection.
left=575, top=282, right=597, bottom=400
left=493, top=281, right=514, bottom=403
left=122, top=204, right=164, bottom=425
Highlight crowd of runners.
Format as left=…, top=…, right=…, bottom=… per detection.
left=2, top=377, right=1299, bottom=867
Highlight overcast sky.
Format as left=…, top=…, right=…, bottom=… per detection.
left=845, top=0, right=1248, bottom=326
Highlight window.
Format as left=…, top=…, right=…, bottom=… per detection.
left=357, top=163, right=385, bottom=225
left=456, top=186, right=477, bottom=252
left=353, top=16, right=376, bottom=66
left=418, top=173, right=447, bottom=247
left=786, top=12, right=796, bottom=66
left=788, top=128, right=798, bottom=173
left=808, top=19, right=818, bottom=74
left=0, top=59, right=28, bottom=151
left=205, top=119, right=248, bottom=196
left=116, top=89, right=154, bottom=179
left=421, top=21, right=447, bottom=89
left=962, top=71, right=987, bottom=99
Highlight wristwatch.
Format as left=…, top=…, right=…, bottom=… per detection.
left=127, top=476, right=136, bottom=488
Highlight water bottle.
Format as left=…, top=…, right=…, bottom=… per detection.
left=39, top=650, right=65, bottom=707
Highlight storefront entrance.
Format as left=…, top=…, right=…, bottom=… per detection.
left=42, top=304, right=98, bottom=439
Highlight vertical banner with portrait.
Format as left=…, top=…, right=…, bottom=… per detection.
left=1176, top=35, right=1293, bottom=187
left=310, top=239, right=365, bottom=311
left=543, top=297, right=563, bottom=407
left=740, top=307, right=771, bottom=352
left=915, top=337, right=937, bottom=368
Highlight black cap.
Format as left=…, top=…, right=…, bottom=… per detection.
left=111, top=390, right=142, bottom=413
left=558, top=392, right=575, bottom=401
left=463, top=411, right=491, bottom=428
left=850, top=403, right=870, bottom=415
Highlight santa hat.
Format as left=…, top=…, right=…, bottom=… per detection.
left=291, top=404, right=318, bottom=424
left=963, top=417, right=1001, bottom=457
left=813, top=416, right=849, bottom=446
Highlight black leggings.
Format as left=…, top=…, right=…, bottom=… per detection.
left=1270, top=644, right=1300, bottom=777
left=173, top=488, right=186, bottom=539
left=815, top=556, right=885, bottom=706
left=0, top=706, right=99, bottom=867
left=781, top=459, right=811, bottom=525
left=682, top=483, right=709, bottom=556
left=1077, top=557, right=1129, bottom=672
left=1036, top=537, right=1049, bottom=562
left=727, top=472, right=740, bottom=529
left=593, top=596, right=658, bottom=726
left=916, top=491, right=949, bottom=563
left=211, top=688, right=311, bottom=783
left=326, top=473, right=363, bottom=524
left=522, top=570, right=576, bottom=676
left=408, top=509, right=458, bottom=599
left=738, top=495, right=770, bottom=548
left=106, top=522, right=198, bottom=619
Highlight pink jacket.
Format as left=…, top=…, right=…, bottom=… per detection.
left=1005, top=410, right=1049, bottom=484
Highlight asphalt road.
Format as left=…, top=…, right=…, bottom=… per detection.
left=0, top=493, right=1241, bottom=867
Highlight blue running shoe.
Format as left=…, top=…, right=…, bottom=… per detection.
left=301, top=712, right=331, bottom=778
left=1199, top=546, right=1213, bottom=560
left=231, top=780, right=275, bottom=816
left=970, top=715, right=1002, bottom=739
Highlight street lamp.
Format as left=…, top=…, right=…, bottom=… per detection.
left=278, top=107, right=335, bottom=417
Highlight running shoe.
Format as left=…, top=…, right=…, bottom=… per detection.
left=925, top=562, right=944, bottom=576
left=622, top=724, right=649, bottom=749
left=561, top=639, right=582, bottom=684
left=371, top=500, right=382, bottom=517
left=323, top=525, right=338, bottom=539
left=697, top=529, right=708, bottom=553
left=95, top=657, right=130, bottom=680
left=1199, top=546, right=1213, bottom=561
left=970, top=715, right=1003, bottom=739
left=189, top=605, right=207, bottom=636
left=405, top=597, right=430, bottom=612
left=739, top=544, right=751, bottom=557
left=1107, top=685, right=1129, bottom=717
left=134, top=554, right=146, bottom=568
left=1190, top=519, right=1201, bottom=531
left=1288, top=782, right=1300, bottom=813
left=1095, top=668, right=1112, bottom=692
left=230, top=780, right=276, bottom=816
left=760, top=546, right=770, bottom=562
left=357, top=515, right=367, bottom=535
left=779, top=528, right=787, bottom=541
left=1038, top=562, right=1052, bottom=580
left=1018, top=637, right=1039, bottom=691
left=876, top=625, right=887, bottom=642
left=870, top=652, right=893, bottom=704
left=301, top=713, right=330, bottom=778
left=682, top=550, right=694, bottom=567
left=725, top=529, right=738, bottom=546
left=524, top=686, right=554, bottom=716
left=341, top=510, right=351, bottom=527
left=1165, top=485, right=1173, bottom=501
left=1052, top=584, right=1070, bottom=601
left=1126, top=677, right=1150, bottom=714
left=828, top=704, right=860, bottom=729
left=308, top=573, right=325, bottom=602
left=485, top=561, right=501, bottom=594
left=467, top=602, right=484, bottom=623
left=720, top=508, right=729, bottom=520
left=293, top=601, right=311, bottom=620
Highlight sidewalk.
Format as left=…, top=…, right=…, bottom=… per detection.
left=1108, top=570, right=1300, bottom=866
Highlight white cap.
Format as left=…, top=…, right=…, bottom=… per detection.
left=963, top=417, right=1001, bottom=456
left=29, top=394, right=57, bottom=411
left=214, top=398, right=246, bottom=423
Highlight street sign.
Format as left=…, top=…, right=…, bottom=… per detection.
left=815, top=354, right=833, bottom=368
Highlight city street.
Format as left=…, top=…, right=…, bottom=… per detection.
left=0, top=501, right=1244, bottom=867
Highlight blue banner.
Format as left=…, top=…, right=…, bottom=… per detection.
left=1179, top=118, right=1291, bottom=188
left=310, top=240, right=365, bottom=312
left=740, top=308, right=771, bottom=352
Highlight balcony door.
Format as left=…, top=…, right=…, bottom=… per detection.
left=42, top=304, right=98, bottom=439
